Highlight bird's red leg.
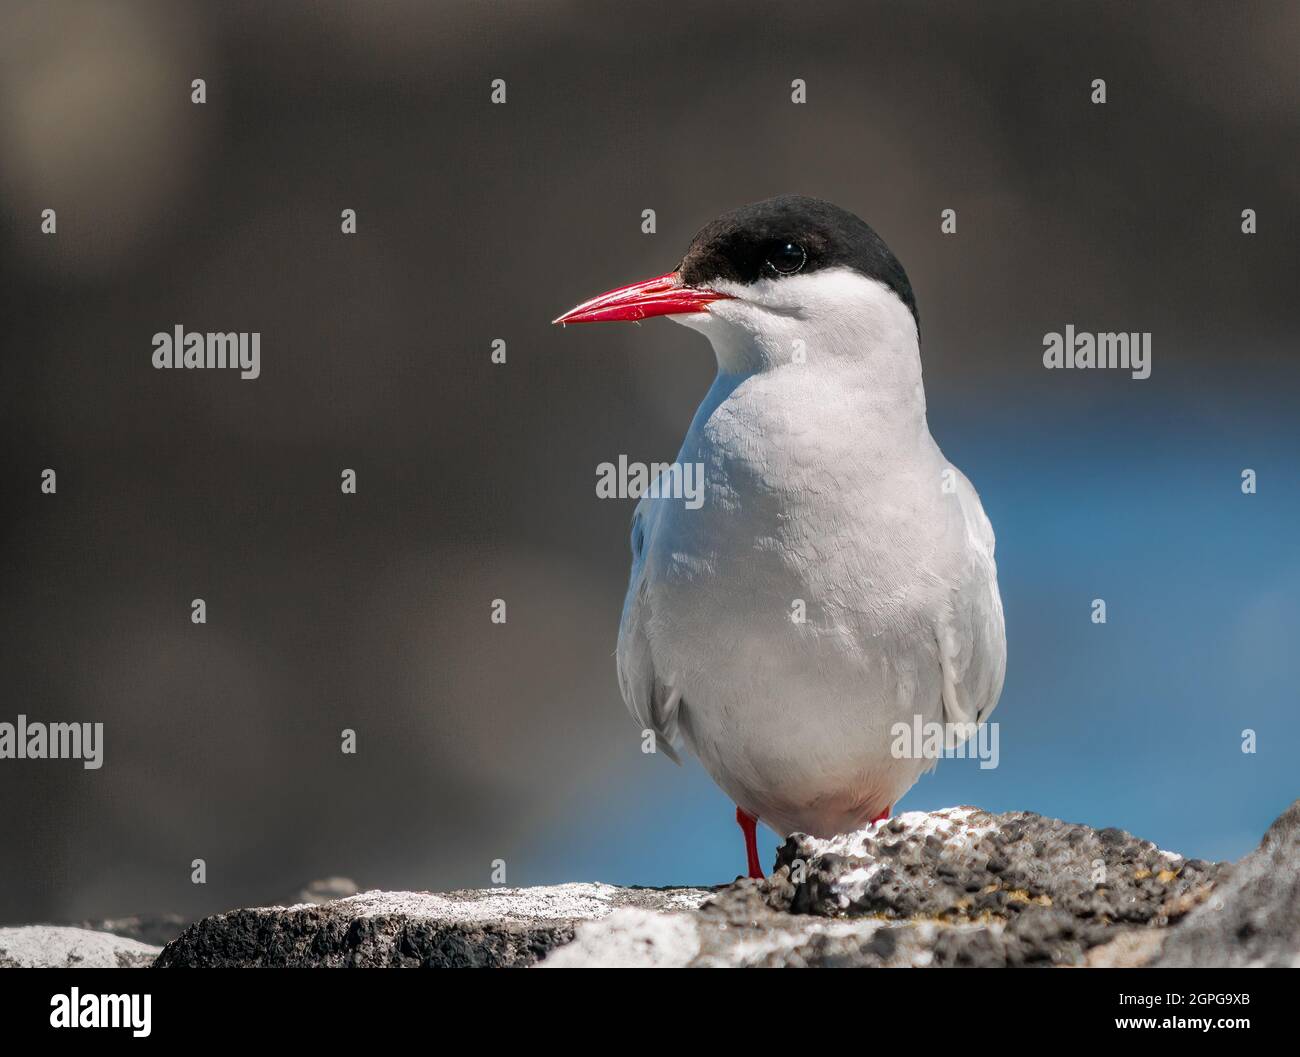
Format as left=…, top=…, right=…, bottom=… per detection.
left=870, top=804, right=893, bottom=825
left=735, top=806, right=764, bottom=879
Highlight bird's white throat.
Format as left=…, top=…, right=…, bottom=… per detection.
left=673, top=266, right=929, bottom=436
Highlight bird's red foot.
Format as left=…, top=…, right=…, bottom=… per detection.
left=735, top=806, right=764, bottom=879
left=870, top=804, right=893, bottom=825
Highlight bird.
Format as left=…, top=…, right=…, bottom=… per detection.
left=553, top=195, right=1005, bottom=880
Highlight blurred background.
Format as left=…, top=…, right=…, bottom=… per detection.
left=1, top=0, right=1297, bottom=924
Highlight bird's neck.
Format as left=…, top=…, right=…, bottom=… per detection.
left=701, top=316, right=931, bottom=443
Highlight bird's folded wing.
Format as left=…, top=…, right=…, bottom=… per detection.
left=615, top=500, right=683, bottom=764
left=935, top=473, right=1007, bottom=734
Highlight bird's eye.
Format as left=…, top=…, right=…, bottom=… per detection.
left=766, top=241, right=806, bottom=275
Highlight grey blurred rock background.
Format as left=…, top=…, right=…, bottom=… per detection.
left=2, top=0, right=1297, bottom=927
left=1154, top=799, right=1300, bottom=968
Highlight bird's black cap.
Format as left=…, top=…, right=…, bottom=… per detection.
left=677, top=194, right=918, bottom=327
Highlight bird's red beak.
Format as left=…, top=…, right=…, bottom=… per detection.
left=552, top=271, right=731, bottom=325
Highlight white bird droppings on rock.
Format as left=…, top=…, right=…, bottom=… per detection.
left=539, top=909, right=701, bottom=968
left=302, top=882, right=710, bottom=926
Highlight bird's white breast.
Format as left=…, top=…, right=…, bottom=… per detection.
left=620, top=270, right=1005, bottom=838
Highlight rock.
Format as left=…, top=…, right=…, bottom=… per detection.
left=146, top=803, right=1299, bottom=968
left=0, top=926, right=161, bottom=968
left=1086, top=928, right=1168, bottom=968
left=155, top=883, right=711, bottom=967
left=540, top=805, right=1223, bottom=969
left=694, top=805, right=1222, bottom=967
left=539, top=908, right=703, bottom=968
left=1155, top=800, right=1300, bottom=968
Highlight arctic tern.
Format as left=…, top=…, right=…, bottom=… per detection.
left=555, top=195, right=1006, bottom=878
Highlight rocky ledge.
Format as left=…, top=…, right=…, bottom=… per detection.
left=153, top=884, right=709, bottom=968
left=6, top=801, right=1296, bottom=968
left=0, top=926, right=161, bottom=969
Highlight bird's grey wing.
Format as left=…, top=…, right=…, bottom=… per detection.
left=615, top=498, right=683, bottom=764
left=934, top=472, right=1007, bottom=734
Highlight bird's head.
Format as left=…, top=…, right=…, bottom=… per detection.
left=553, top=195, right=918, bottom=373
